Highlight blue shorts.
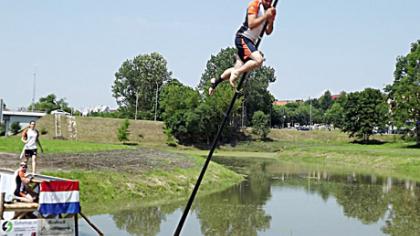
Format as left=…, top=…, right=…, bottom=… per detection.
left=235, top=35, right=257, bottom=62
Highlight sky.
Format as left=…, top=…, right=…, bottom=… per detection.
left=1, top=0, right=419, bottom=110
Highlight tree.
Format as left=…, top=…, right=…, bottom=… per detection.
left=29, top=94, right=71, bottom=114
left=10, top=122, right=21, bottom=135
left=117, top=119, right=130, bottom=143
left=159, top=80, right=201, bottom=144
left=341, top=88, right=388, bottom=143
left=318, top=90, right=334, bottom=112
left=385, top=40, right=420, bottom=146
left=324, top=92, right=347, bottom=128
left=112, top=52, right=171, bottom=120
left=243, top=67, right=276, bottom=126
left=271, top=105, right=287, bottom=128
left=324, top=102, right=345, bottom=128
left=252, top=111, right=270, bottom=140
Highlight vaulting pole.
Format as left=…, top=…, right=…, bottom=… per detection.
left=174, top=1, right=279, bottom=235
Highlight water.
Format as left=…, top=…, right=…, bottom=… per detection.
left=79, top=160, right=420, bottom=236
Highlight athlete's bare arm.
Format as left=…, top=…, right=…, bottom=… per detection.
left=247, top=7, right=275, bottom=29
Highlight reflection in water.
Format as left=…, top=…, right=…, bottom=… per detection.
left=93, top=161, right=420, bottom=236
left=193, top=163, right=272, bottom=236
left=272, top=170, right=420, bottom=236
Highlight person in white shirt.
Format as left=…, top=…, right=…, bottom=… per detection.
left=209, top=0, right=276, bottom=95
left=21, top=120, right=43, bottom=174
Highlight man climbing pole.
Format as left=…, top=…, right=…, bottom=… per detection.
left=175, top=0, right=280, bottom=235
left=209, top=0, right=277, bottom=95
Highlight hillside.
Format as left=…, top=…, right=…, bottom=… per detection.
left=36, top=115, right=166, bottom=144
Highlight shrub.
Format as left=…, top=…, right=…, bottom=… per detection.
left=117, top=119, right=130, bottom=143
left=10, top=122, right=21, bottom=135
left=252, top=111, right=270, bottom=140
left=40, top=127, right=48, bottom=135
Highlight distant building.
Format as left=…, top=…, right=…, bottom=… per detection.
left=331, top=94, right=341, bottom=100
left=1, top=111, right=46, bottom=136
left=82, top=105, right=112, bottom=116
left=273, top=100, right=304, bottom=106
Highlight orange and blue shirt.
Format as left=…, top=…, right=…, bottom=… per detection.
left=237, top=0, right=267, bottom=44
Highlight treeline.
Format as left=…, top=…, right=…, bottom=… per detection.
left=27, top=41, right=418, bottom=146
left=109, top=40, right=419, bottom=146
left=159, top=48, right=276, bottom=145
left=105, top=48, right=275, bottom=145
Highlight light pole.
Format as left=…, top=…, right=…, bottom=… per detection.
left=309, top=97, right=312, bottom=127
left=31, top=72, right=36, bottom=112
left=135, top=91, right=139, bottom=120
left=154, top=81, right=159, bottom=121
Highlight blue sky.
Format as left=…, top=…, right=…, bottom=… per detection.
left=1, top=0, right=419, bottom=109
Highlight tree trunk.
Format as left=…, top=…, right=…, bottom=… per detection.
left=363, top=133, right=369, bottom=144
left=416, top=120, right=420, bottom=146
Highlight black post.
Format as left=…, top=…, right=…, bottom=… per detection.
left=75, top=214, right=79, bottom=236
left=174, top=1, right=278, bottom=235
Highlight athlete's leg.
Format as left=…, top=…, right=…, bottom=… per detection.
left=209, top=57, right=244, bottom=95
left=229, top=51, right=264, bottom=87
left=32, top=154, right=36, bottom=174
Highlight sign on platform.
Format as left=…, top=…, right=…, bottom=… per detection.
left=1, top=218, right=75, bottom=236
left=1, top=219, right=38, bottom=236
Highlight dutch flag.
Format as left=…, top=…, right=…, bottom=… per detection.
left=39, top=181, right=81, bottom=215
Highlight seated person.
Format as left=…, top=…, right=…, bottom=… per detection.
left=14, top=162, right=38, bottom=203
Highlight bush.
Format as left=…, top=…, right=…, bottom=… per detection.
left=164, top=127, right=177, bottom=147
left=40, top=127, right=48, bottom=135
left=252, top=111, right=270, bottom=140
left=117, top=119, right=130, bottom=143
left=0, top=123, right=5, bottom=136
left=10, top=122, right=21, bottom=135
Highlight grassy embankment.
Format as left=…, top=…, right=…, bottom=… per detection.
left=0, top=115, right=243, bottom=214
left=179, top=129, right=420, bottom=181
left=3, top=115, right=420, bottom=211
left=44, top=155, right=242, bottom=214
left=33, top=115, right=420, bottom=182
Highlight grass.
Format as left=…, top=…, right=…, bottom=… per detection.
left=0, top=136, right=132, bottom=154
left=36, top=115, right=166, bottom=144
left=43, top=154, right=243, bottom=214
left=201, top=129, right=420, bottom=182
left=4, top=117, right=420, bottom=211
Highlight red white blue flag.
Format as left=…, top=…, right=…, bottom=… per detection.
left=39, top=181, right=80, bottom=215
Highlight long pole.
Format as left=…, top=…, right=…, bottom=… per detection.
left=174, top=1, right=278, bottom=235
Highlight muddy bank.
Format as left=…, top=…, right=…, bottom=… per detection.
left=0, top=148, right=195, bottom=173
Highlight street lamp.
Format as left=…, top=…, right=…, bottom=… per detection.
left=154, top=81, right=160, bottom=121
left=135, top=91, right=139, bottom=120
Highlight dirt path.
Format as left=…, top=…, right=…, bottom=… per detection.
left=0, top=148, right=195, bottom=174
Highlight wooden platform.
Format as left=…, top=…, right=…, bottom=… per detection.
left=4, top=202, right=39, bottom=212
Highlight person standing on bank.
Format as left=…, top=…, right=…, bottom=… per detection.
left=209, top=0, right=277, bottom=95
left=21, top=120, right=43, bottom=174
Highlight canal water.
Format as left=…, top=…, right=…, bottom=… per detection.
left=80, top=159, right=420, bottom=236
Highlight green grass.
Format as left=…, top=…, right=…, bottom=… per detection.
left=43, top=155, right=243, bottom=214
left=36, top=115, right=166, bottom=144
left=0, top=136, right=132, bottom=154
left=205, top=130, right=420, bottom=182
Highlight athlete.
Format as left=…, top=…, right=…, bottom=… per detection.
left=21, top=120, right=43, bottom=174
left=209, top=0, right=276, bottom=95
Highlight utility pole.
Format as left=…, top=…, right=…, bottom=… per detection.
left=31, top=72, right=36, bottom=112
left=135, top=91, right=139, bottom=120
left=154, top=81, right=159, bottom=121
left=241, top=95, right=246, bottom=128
left=0, top=98, right=3, bottom=124
left=309, top=97, right=312, bottom=127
